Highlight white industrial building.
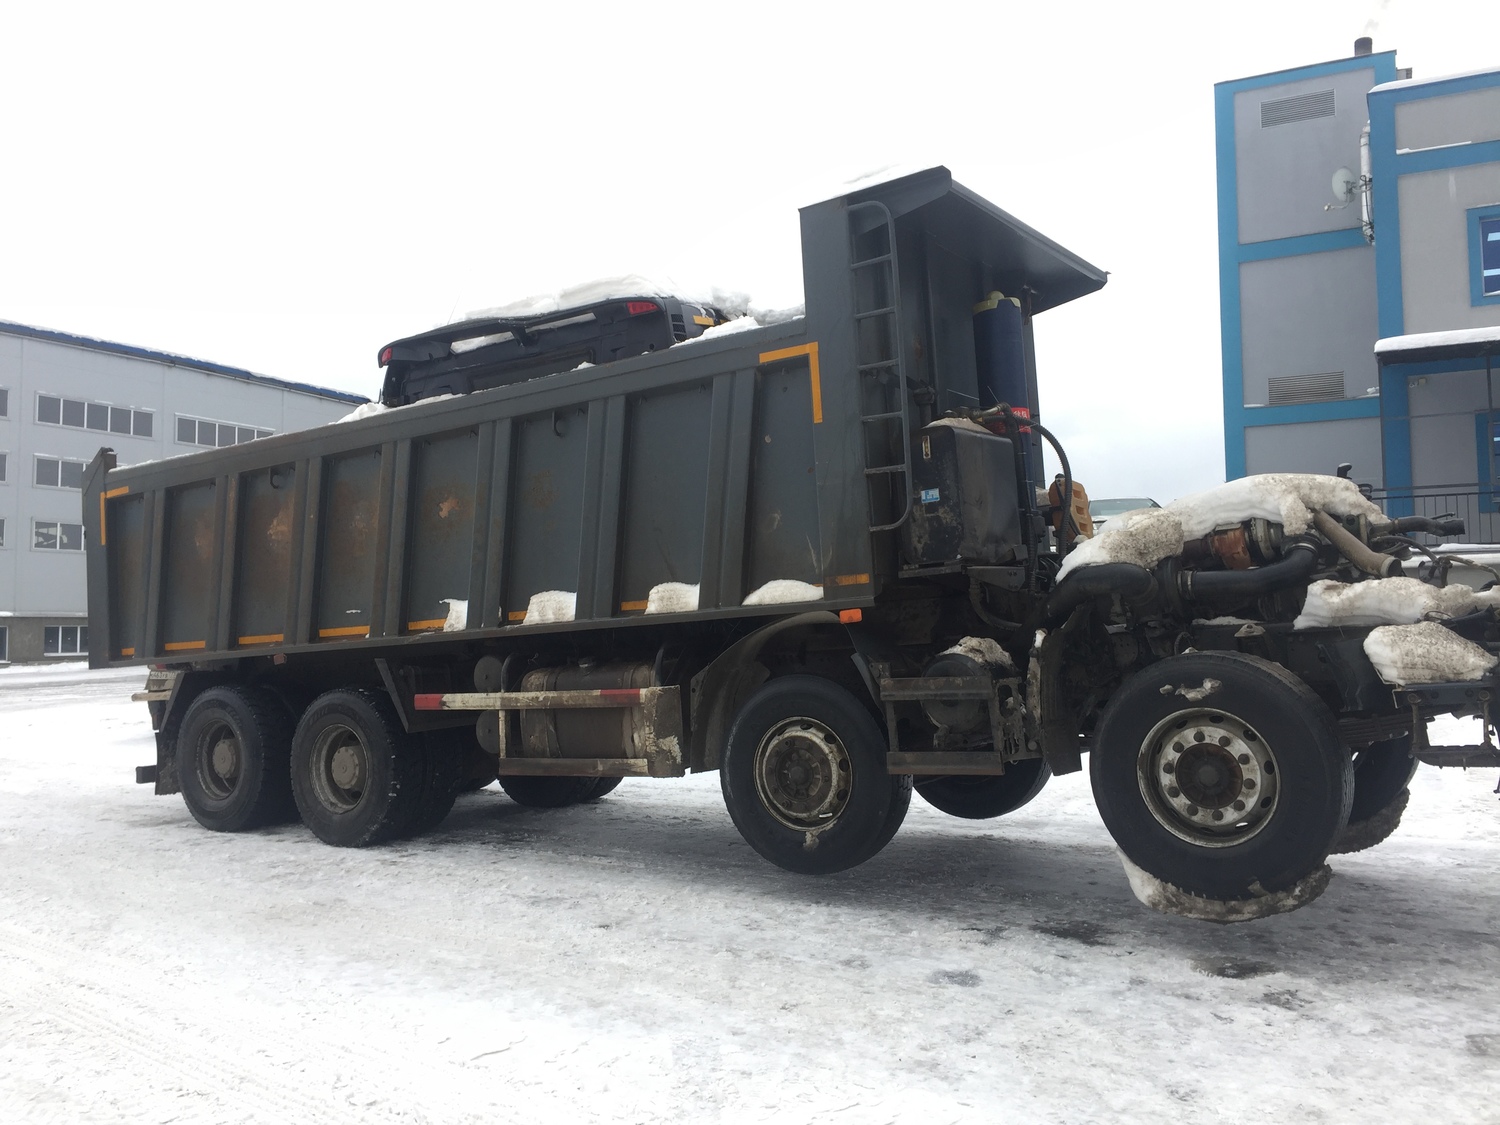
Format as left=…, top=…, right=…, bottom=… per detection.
left=0, top=322, right=365, bottom=662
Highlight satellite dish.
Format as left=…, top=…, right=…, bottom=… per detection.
left=1331, top=167, right=1358, bottom=202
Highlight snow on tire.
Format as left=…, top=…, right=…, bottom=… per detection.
left=1090, top=651, right=1352, bottom=900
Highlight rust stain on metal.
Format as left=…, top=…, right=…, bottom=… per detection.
left=523, top=470, right=558, bottom=511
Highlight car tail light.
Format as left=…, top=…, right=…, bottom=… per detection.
left=378, top=346, right=394, bottom=366
left=625, top=301, right=658, bottom=316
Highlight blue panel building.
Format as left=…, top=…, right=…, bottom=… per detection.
left=1217, top=40, right=1500, bottom=535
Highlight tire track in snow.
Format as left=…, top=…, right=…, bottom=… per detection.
left=0, top=921, right=541, bottom=1125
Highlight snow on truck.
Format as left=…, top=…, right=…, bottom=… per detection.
left=86, top=167, right=1498, bottom=920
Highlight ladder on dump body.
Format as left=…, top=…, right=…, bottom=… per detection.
left=848, top=200, right=914, bottom=533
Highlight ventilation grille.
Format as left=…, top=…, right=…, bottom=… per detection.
left=1268, top=371, right=1345, bottom=405
left=1261, top=89, right=1336, bottom=127
left=669, top=313, right=687, bottom=341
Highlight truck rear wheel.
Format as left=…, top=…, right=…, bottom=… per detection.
left=720, top=675, right=908, bottom=875
left=1090, top=652, right=1352, bottom=900
left=176, top=686, right=296, bottom=832
left=402, top=727, right=470, bottom=837
left=916, top=758, right=1050, bottom=820
left=1330, top=735, right=1419, bottom=854
left=291, top=689, right=422, bottom=847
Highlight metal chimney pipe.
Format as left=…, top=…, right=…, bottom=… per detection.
left=1354, top=37, right=1373, bottom=56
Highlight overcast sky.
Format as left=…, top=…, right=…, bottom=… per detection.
left=2, top=0, right=1493, bottom=501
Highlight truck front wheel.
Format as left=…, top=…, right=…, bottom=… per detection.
left=720, top=675, right=909, bottom=875
left=176, top=686, right=296, bottom=832
left=291, top=689, right=422, bottom=847
left=1090, top=652, right=1352, bottom=900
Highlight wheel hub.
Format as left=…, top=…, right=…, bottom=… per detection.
left=753, top=718, right=852, bottom=832
left=330, top=745, right=362, bottom=790
left=1138, top=709, right=1279, bottom=847
left=210, top=737, right=240, bottom=782
left=310, top=725, right=369, bottom=813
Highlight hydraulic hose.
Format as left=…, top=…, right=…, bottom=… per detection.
left=1034, top=421, right=1078, bottom=549
left=1042, top=563, right=1156, bottom=625
left=1178, top=539, right=1320, bottom=600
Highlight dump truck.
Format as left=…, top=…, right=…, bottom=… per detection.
left=86, top=167, right=1499, bottom=915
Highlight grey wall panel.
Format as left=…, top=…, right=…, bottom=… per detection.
left=1410, top=412, right=1485, bottom=489
left=1244, top=417, right=1383, bottom=486
left=1239, top=248, right=1380, bottom=405
left=1234, top=67, right=1377, bottom=244
left=1398, top=165, right=1500, bottom=333
left=1405, top=368, right=1489, bottom=417
left=1396, top=87, right=1500, bottom=151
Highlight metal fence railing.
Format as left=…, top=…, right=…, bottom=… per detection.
left=1366, top=488, right=1497, bottom=546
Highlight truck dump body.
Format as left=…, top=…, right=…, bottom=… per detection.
left=85, top=168, right=1106, bottom=666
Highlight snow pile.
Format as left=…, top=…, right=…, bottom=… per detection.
left=677, top=316, right=764, bottom=344
left=1057, top=474, right=1387, bottom=579
left=1119, top=853, right=1333, bottom=923
left=1374, top=325, right=1500, bottom=353
left=743, top=580, right=823, bottom=606
left=1058, top=507, right=1185, bottom=575
left=1293, top=577, right=1500, bottom=629
left=940, top=636, right=1015, bottom=671
left=338, top=400, right=388, bottom=423
left=928, top=417, right=992, bottom=434
left=1363, top=621, right=1498, bottom=685
left=440, top=598, right=467, bottom=632
left=523, top=590, right=576, bottom=624
left=337, top=393, right=456, bottom=423
left=645, top=582, right=699, bottom=614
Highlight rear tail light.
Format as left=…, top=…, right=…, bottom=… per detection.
left=378, top=346, right=394, bottom=366
left=625, top=301, right=659, bottom=316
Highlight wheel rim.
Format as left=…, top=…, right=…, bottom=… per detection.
left=752, top=716, right=852, bottom=832
left=195, top=720, right=242, bottom=801
left=1136, top=707, right=1279, bottom=847
left=309, top=724, right=369, bottom=814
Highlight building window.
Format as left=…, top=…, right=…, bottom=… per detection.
left=0, top=626, right=7, bottom=663
left=34, top=456, right=87, bottom=490
left=175, top=414, right=273, bottom=448
left=33, top=520, right=84, bottom=551
left=1470, top=205, right=1500, bottom=307
left=43, top=625, right=88, bottom=655
left=35, top=393, right=153, bottom=437
left=0, top=387, right=9, bottom=417
left=0, top=516, right=5, bottom=548
left=0, top=452, right=7, bottom=483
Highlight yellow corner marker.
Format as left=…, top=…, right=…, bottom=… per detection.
left=757, top=342, right=822, bottom=424
left=99, top=486, right=128, bottom=546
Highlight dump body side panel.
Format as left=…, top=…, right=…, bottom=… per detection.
left=86, top=321, right=880, bottom=667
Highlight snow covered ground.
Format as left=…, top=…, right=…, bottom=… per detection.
left=3, top=663, right=1499, bottom=1124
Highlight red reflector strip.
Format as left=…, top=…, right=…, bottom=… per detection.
left=413, top=693, right=446, bottom=710
left=625, top=301, right=658, bottom=315
left=598, top=689, right=643, bottom=701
